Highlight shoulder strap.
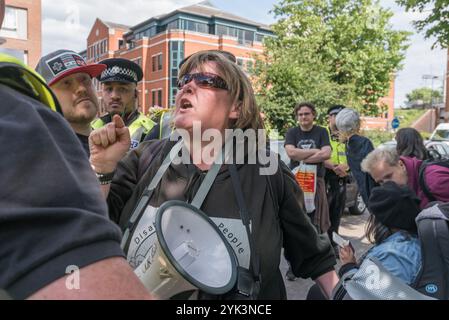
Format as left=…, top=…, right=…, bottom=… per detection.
left=228, top=164, right=261, bottom=283
left=122, top=141, right=224, bottom=251
left=121, top=140, right=184, bottom=250
left=419, top=160, right=449, bottom=202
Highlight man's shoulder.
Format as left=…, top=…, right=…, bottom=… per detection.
left=313, top=125, right=328, bottom=133
left=286, top=126, right=300, bottom=134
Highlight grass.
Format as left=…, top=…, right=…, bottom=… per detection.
left=362, top=108, right=429, bottom=147
left=394, top=109, right=427, bottom=128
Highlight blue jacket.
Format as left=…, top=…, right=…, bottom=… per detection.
left=364, top=232, right=422, bottom=285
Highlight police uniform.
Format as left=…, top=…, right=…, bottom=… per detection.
left=92, top=58, right=154, bottom=149
left=325, top=106, right=348, bottom=251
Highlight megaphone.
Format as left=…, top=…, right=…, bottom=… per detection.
left=134, top=200, right=238, bottom=299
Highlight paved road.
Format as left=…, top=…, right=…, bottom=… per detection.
left=282, top=209, right=371, bottom=300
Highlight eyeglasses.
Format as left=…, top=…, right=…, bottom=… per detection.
left=177, top=72, right=228, bottom=91
left=298, top=112, right=312, bottom=117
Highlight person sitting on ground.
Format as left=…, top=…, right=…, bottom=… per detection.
left=339, top=181, right=422, bottom=287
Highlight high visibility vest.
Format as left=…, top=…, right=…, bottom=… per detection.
left=328, top=127, right=347, bottom=165
left=0, top=53, right=61, bottom=113
left=92, top=113, right=155, bottom=148
left=158, top=111, right=173, bottom=139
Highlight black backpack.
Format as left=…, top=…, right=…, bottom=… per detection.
left=333, top=203, right=449, bottom=300
left=413, top=202, right=449, bottom=299
left=418, top=160, right=449, bottom=202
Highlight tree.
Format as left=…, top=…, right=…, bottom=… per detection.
left=396, top=0, right=449, bottom=48
left=254, top=0, right=410, bottom=135
left=405, top=87, right=443, bottom=107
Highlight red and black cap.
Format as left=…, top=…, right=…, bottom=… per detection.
left=35, top=49, right=106, bottom=86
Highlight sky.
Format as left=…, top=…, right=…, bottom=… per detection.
left=41, top=0, right=447, bottom=108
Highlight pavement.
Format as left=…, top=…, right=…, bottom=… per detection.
left=281, top=209, right=371, bottom=300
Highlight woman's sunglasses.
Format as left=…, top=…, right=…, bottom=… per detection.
left=177, top=72, right=228, bottom=91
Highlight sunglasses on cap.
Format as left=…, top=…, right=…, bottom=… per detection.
left=177, top=72, right=228, bottom=91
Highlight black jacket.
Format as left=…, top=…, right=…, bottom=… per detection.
left=108, top=139, right=336, bottom=299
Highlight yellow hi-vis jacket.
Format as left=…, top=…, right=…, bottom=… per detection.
left=92, top=112, right=154, bottom=148
left=0, top=53, right=60, bottom=113
left=327, top=127, right=347, bottom=165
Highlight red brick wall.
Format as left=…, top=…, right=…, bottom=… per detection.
left=2, top=0, right=41, bottom=68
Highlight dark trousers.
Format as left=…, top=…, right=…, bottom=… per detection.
left=325, top=170, right=347, bottom=245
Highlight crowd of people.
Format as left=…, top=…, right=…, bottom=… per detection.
left=1, top=0, right=449, bottom=300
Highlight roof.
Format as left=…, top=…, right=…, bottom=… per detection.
left=102, top=20, right=131, bottom=31
left=131, top=1, right=271, bottom=31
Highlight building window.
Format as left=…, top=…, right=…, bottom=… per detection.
left=170, top=41, right=184, bottom=106
left=152, top=89, right=163, bottom=107
left=0, top=6, right=28, bottom=40
left=216, top=24, right=254, bottom=46
left=152, top=54, right=163, bottom=72
left=167, top=20, right=179, bottom=31
left=133, top=57, right=142, bottom=67
left=3, top=7, right=17, bottom=31
left=256, top=34, right=265, bottom=42
left=0, top=47, right=26, bottom=63
left=182, top=19, right=208, bottom=34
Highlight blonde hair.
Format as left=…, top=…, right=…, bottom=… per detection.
left=178, top=50, right=263, bottom=131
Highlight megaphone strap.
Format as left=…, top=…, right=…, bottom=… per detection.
left=121, top=141, right=184, bottom=250
left=191, top=150, right=224, bottom=209
left=229, top=164, right=261, bottom=284
left=122, top=140, right=225, bottom=251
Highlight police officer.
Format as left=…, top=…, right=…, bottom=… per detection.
left=92, top=58, right=154, bottom=148
left=324, top=105, right=349, bottom=257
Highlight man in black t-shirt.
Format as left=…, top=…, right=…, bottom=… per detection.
left=285, top=102, right=331, bottom=234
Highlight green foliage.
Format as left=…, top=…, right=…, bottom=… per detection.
left=364, top=108, right=428, bottom=146
left=396, top=0, right=449, bottom=48
left=395, top=108, right=427, bottom=127
left=255, top=0, right=410, bottom=136
left=363, top=129, right=394, bottom=147
left=405, top=87, right=443, bottom=105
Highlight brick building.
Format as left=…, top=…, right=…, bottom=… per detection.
left=0, top=0, right=41, bottom=68
left=85, top=1, right=272, bottom=114
left=85, top=0, right=395, bottom=125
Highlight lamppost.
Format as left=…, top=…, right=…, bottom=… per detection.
left=422, top=74, right=440, bottom=107
left=423, top=74, right=441, bottom=129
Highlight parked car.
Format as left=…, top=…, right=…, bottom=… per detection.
left=378, top=139, right=449, bottom=160
left=425, top=141, right=449, bottom=160
left=430, top=123, right=449, bottom=147
left=269, top=140, right=366, bottom=215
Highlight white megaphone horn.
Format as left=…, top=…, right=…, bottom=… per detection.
left=134, top=200, right=238, bottom=299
